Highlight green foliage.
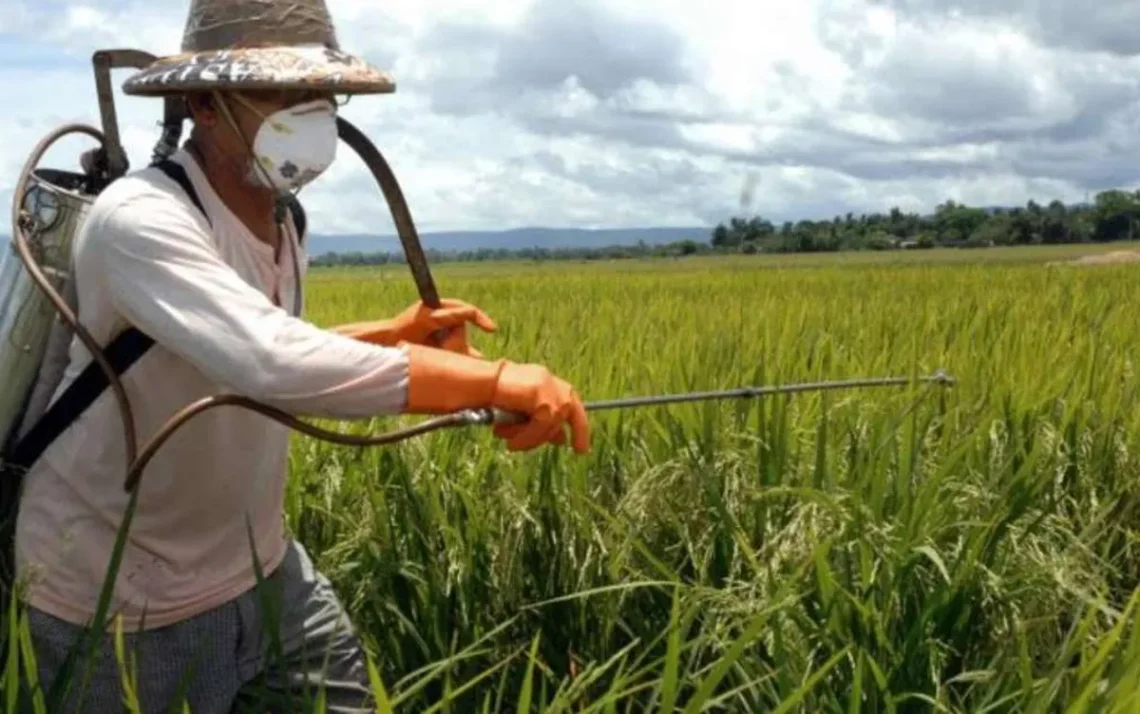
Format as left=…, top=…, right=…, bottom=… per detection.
left=294, top=249, right=1140, bottom=710
left=312, top=191, right=1140, bottom=268
left=7, top=248, right=1140, bottom=711
left=711, top=192, right=1140, bottom=254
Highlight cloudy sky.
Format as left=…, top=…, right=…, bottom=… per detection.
left=0, top=0, right=1138, bottom=235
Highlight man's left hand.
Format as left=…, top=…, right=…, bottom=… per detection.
left=331, top=298, right=497, bottom=357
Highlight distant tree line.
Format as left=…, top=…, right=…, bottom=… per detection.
left=710, top=190, right=1140, bottom=254
left=310, top=190, right=1140, bottom=266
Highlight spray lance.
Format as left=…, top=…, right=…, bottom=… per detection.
left=1, top=49, right=957, bottom=500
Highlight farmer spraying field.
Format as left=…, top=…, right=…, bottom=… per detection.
left=0, top=0, right=964, bottom=710
left=2, top=0, right=589, bottom=710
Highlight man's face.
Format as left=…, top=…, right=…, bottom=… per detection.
left=189, top=89, right=338, bottom=188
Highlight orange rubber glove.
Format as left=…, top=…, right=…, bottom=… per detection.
left=402, top=343, right=590, bottom=454
left=332, top=299, right=496, bottom=357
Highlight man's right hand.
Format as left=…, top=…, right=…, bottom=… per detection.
left=487, top=362, right=590, bottom=452
left=401, top=343, right=589, bottom=454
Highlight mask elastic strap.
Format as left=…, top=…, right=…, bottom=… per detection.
left=225, top=93, right=305, bottom=230
left=214, top=91, right=303, bottom=317
left=214, top=91, right=284, bottom=198
left=288, top=225, right=303, bottom=317
left=224, top=92, right=328, bottom=206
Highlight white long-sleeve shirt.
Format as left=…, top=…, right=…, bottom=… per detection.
left=14, top=148, right=410, bottom=630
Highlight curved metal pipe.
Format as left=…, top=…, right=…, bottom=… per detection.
left=335, top=118, right=439, bottom=305
left=122, top=398, right=484, bottom=492
left=10, top=113, right=958, bottom=502
left=121, top=116, right=457, bottom=491
left=11, top=123, right=141, bottom=468
left=120, top=369, right=958, bottom=490
left=10, top=114, right=479, bottom=495
left=334, top=117, right=448, bottom=345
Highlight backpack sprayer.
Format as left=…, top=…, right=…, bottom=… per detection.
left=0, top=50, right=957, bottom=504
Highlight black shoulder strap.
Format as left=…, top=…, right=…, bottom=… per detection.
left=3, top=160, right=210, bottom=471
left=286, top=194, right=307, bottom=245
left=5, top=329, right=155, bottom=470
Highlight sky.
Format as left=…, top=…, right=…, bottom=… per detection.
left=0, top=0, right=1138, bottom=235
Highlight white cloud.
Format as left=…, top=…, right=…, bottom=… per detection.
left=1, top=0, right=1138, bottom=238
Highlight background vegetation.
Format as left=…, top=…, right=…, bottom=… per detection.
left=311, top=190, right=1140, bottom=266
left=292, top=245, right=1140, bottom=710
left=7, top=244, right=1140, bottom=712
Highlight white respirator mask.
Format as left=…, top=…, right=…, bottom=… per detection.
left=227, top=94, right=339, bottom=193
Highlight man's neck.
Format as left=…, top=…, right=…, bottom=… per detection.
left=186, top=140, right=281, bottom=251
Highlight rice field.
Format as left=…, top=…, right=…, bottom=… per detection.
left=10, top=242, right=1140, bottom=711
left=285, top=244, right=1140, bottom=711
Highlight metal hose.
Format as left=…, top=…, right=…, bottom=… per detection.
left=11, top=117, right=956, bottom=498
left=10, top=124, right=142, bottom=468
left=9, top=116, right=489, bottom=493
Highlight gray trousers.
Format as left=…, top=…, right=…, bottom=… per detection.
left=23, top=539, right=374, bottom=713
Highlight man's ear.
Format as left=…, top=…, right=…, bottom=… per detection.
left=185, top=93, right=217, bottom=128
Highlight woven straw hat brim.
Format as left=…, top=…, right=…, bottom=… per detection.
left=121, top=45, right=395, bottom=97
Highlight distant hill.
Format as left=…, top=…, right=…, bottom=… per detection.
left=0, top=226, right=712, bottom=263
left=306, top=226, right=712, bottom=257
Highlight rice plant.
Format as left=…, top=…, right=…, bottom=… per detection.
left=6, top=247, right=1140, bottom=711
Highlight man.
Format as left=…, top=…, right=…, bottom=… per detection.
left=13, top=0, right=589, bottom=711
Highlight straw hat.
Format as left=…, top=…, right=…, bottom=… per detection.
left=121, top=0, right=395, bottom=97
